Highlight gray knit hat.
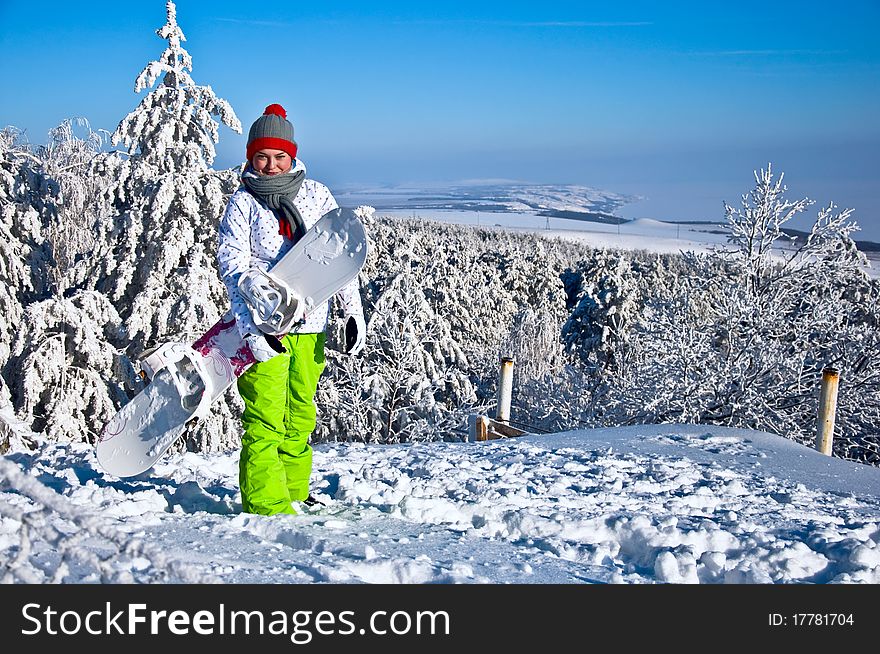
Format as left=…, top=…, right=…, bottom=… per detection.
left=246, top=104, right=298, bottom=160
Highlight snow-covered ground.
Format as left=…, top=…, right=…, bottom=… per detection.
left=3, top=423, right=879, bottom=584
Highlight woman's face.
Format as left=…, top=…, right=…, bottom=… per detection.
left=251, top=148, right=293, bottom=176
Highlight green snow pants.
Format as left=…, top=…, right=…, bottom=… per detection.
left=236, top=332, right=326, bottom=515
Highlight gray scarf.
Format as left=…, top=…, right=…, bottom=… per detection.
left=241, top=167, right=306, bottom=241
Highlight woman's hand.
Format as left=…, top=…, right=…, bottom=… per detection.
left=245, top=333, right=286, bottom=362
left=344, top=314, right=366, bottom=356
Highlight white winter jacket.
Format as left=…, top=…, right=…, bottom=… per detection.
left=217, top=159, right=364, bottom=338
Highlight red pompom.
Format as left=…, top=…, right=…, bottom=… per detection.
left=264, top=103, right=287, bottom=119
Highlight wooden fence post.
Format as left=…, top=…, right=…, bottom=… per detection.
left=816, top=367, right=840, bottom=456
left=468, top=357, right=527, bottom=442
left=468, top=414, right=489, bottom=442
left=496, top=357, right=515, bottom=423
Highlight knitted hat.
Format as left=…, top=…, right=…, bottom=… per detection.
left=246, top=104, right=298, bottom=161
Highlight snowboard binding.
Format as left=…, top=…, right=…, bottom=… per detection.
left=138, top=342, right=213, bottom=421
left=238, top=268, right=306, bottom=335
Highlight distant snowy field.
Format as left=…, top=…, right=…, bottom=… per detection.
left=379, top=209, right=729, bottom=254
left=4, top=424, right=880, bottom=584
left=335, top=181, right=634, bottom=219
left=336, top=182, right=879, bottom=277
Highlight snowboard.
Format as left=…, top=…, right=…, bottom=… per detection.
left=96, top=207, right=368, bottom=478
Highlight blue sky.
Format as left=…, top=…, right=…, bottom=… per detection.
left=2, top=1, right=879, bottom=236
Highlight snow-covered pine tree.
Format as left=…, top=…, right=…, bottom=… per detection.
left=11, top=292, right=127, bottom=442
left=319, top=265, right=478, bottom=444
left=0, top=128, right=50, bottom=372
left=111, top=1, right=240, bottom=172
left=561, top=248, right=689, bottom=372
left=88, top=1, right=242, bottom=451
left=562, top=251, right=640, bottom=371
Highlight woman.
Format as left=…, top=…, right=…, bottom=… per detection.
left=217, top=103, right=366, bottom=515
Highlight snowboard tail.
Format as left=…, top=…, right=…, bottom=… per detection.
left=96, top=207, right=368, bottom=478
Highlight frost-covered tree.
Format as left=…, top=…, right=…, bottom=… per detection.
left=84, top=1, right=243, bottom=450
left=369, top=270, right=475, bottom=442
left=497, top=306, right=595, bottom=433
left=0, top=121, right=129, bottom=442
left=314, top=212, right=590, bottom=444
left=10, top=292, right=129, bottom=442
left=705, top=166, right=869, bottom=441
left=361, top=217, right=576, bottom=416
left=503, top=308, right=565, bottom=381
left=0, top=3, right=243, bottom=449
left=604, top=165, right=880, bottom=462
left=319, top=268, right=478, bottom=444
left=562, top=252, right=640, bottom=371
left=94, top=0, right=241, bottom=352
left=561, top=248, right=691, bottom=371
left=0, top=127, right=52, bottom=372
left=829, top=309, right=880, bottom=464
left=0, top=384, right=34, bottom=454
left=37, top=118, right=113, bottom=293
left=604, top=258, right=726, bottom=424
left=111, top=1, right=240, bottom=170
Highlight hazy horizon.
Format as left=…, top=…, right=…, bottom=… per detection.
left=2, top=1, right=878, bottom=237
